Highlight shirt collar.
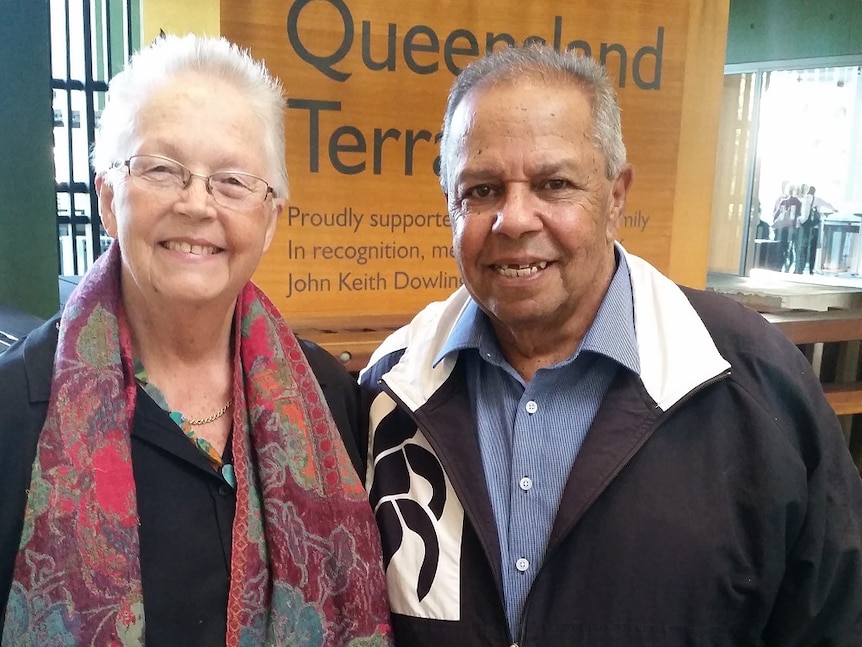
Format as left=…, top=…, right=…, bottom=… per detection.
left=435, top=247, right=640, bottom=375
left=583, top=250, right=640, bottom=375
left=434, top=298, right=489, bottom=366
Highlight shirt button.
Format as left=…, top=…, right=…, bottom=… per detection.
left=525, top=400, right=538, bottom=414
left=218, top=485, right=230, bottom=496
left=519, top=477, right=533, bottom=491
left=515, top=557, right=530, bottom=572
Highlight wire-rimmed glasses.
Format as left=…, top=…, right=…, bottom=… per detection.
left=112, top=154, right=274, bottom=211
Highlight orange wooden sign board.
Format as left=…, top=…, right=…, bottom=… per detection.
left=221, top=0, right=722, bottom=319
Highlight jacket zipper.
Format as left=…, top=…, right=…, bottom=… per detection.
left=380, top=367, right=732, bottom=647
left=513, top=369, right=733, bottom=647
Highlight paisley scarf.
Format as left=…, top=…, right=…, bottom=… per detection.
left=3, top=243, right=392, bottom=646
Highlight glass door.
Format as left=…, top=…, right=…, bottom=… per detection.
left=709, top=63, right=862, bottom=284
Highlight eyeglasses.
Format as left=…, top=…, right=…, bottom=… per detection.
left=112, top=154, right=275, bottom=210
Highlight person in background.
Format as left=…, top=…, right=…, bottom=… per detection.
left=794, top=186, right=820, bottom=274
left=797, top=184, right=839, bottom=275
left=358, top=45, right=862, bottom=646
left=772, top=183, right=801, bottom=271
left=0, top=34, right=391, bottom=646
left=771, top=180, right=790, bottom=214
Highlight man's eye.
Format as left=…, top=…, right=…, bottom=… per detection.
left=544, top=179, right=569, bottom=191
left=467, top=185, right=494, bottom=199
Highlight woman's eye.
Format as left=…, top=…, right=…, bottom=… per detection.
left=221, top=175, right=245, bottom=187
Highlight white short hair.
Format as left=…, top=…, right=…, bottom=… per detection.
left=92, top=33, right=288, bottom=198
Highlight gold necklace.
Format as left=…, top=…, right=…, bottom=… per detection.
left=187, top=399, right=233, bottom=426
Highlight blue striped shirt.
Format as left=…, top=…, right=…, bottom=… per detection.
left=435, top=251, right=640, bottom=636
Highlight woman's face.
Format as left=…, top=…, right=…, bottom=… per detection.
left=96, top=72, right=282, bottom=314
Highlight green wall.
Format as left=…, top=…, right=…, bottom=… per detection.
left=0, top=0, right=60, bottom=317
left=727, top=0, right=862, bottom=65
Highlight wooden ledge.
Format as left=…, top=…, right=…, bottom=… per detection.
left=764, top=309, right=862, bottom=417
left=291, top=310, right=862, bottom=416
left=290, top=314, right=409, bottom=373
left=763, top=310, right=862, bottom=344
left=823, top=383, right=862, bottom=416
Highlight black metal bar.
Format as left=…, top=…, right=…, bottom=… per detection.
left=57, top=215, right=93, bottom=226
left=47, top=0, right=63, bottom=276
left=126, top=0, right=133, bottom=60
left=82, top=0, right=102, bottom=267
left=104, top=0, right=113, bottom=77
left=52, top=0, right=135, bottom=276
left=62, top=0, right=80, bottom=275
left=55, top=181, right=91, bottom=194
left=51, top=78, right=109, bottom=92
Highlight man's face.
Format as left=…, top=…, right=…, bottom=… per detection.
left=445, top=79, right=632, bottom=341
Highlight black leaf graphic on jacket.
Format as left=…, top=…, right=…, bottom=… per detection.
left=370, top=410, right=448, bottom=602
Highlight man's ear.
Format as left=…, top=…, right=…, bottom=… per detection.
left=606, top=163, right=634, bottom=241
left=96, top=172, right=118, bottom=238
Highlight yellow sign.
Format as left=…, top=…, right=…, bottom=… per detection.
left=221, top=0, right=727, bottom=318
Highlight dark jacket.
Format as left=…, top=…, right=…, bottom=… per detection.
left=359, top=252, right=862, bottom=647
left=0, top=313, right=366, bottom=644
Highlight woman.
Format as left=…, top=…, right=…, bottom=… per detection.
left=0, top=35, right=391, bottom=646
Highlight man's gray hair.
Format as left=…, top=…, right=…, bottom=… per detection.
left=439, top=45, right=626, bottom=193
left=92, top=33, right=288, bottom=199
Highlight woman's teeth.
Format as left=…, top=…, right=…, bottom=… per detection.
left=163, top=241, right=219, bottom=255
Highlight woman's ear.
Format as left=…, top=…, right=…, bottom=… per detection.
left=95, top=173, right=119, bottom=239
left=262, top=197, right=284, bottom=253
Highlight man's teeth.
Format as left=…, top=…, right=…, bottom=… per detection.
left=164, top=241, right=219, bottom=255
left=495, top=261, right=548, bottom=278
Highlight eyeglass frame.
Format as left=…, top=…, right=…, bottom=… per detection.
left=110, top=153, right=276, bottom=209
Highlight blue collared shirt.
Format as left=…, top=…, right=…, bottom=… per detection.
left=435, top=251, right=640, bottom=636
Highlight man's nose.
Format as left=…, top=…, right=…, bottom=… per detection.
left=492, top=185, right=543, bottom=237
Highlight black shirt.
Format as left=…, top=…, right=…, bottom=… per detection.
left=0, top=315, right=366, bottom=645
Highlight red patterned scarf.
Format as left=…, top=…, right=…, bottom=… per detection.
left=3, top=244, right=391, bottom=646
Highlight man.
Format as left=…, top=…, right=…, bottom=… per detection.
left=795, top=184, right=817, bottom=274
left=796, top=184, right=832, bottom=275
left=359, top=46, right=862, bottom=646
left=772, top=184, right=802, bottom=272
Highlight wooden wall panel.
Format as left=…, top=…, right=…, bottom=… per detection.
left=221, top=0, right=729, bottom=318
left=143, top=0, right=219, bottom=42
left=708, top=73, right=755, bottom=274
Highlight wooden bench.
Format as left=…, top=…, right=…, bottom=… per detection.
left=290, top=314, right=409, bottom=374
left=293, top=309, right=862, bottom=417
left=764, top=309, right=862, bottom=470
left=764, top=309, right=862, bottom=417
left=295, top=307, right=862, bottom=469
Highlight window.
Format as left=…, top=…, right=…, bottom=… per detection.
left=709, top=62, right=862, bottom=282
left=50, top=0, right=140, bottom=275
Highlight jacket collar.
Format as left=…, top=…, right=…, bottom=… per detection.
left=372, top=247, right=730, bottom=411
left=22, top=313, right=60, bottom=403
